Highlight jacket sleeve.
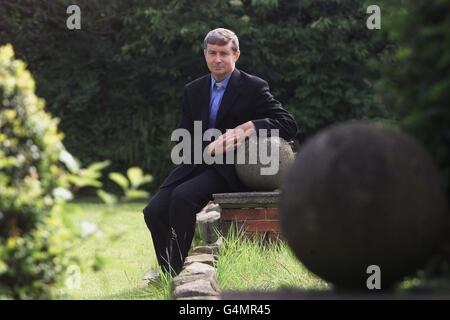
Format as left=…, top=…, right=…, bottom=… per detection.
left=176, top=86, right=194, bottom=134
left=172, top=86, right=197, bottom=164
left=251, top=80, right=299, bottom=141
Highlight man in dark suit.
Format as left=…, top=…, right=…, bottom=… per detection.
left=142, top=28, right=298, bottom=280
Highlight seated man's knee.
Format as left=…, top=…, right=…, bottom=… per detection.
left=143, top=192, right=168, bottom=225
left=171, top=185, right=192, bottom=206
left=171, top=184, right=207, bottom=214
left=142, top=201, right=156, bottom=228
left=142, top=201, right=154, bottom=218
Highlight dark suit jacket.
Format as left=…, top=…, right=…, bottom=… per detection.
left=161, top=68, right=299, bottom=191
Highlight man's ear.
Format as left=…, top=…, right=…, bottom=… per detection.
left=204, top=49, right=208, bottom=59
left=234, top=50, right=241, bottom=62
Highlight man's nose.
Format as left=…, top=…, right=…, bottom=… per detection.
left=213, top=55, right=222, bottom=63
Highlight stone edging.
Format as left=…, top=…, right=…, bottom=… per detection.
left=172, top=202, right=222, bottom=300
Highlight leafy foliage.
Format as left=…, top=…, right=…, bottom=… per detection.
left=378, top=0, right=450, bottom=283
left=102, top=167, right=153, bottom=204
left=380, top=0, right=450, bottom=200
left=0, top=0, right=391, bottom=190
left=0, top=44, right=77, bottom=299
left=0, top=44, right=153, bottom=298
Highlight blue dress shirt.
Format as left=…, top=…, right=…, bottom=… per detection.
left=208, top=73, right=232, bottom=128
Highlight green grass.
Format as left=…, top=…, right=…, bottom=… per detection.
left=68, top=200, right=327, bottom=299
left=215, top=229, right=447, bottom=295
left=216, top=229, right=329, bottom=292
left=64, top=200, right=328, bottom=299
left=65, top=199, right=171, bottom=300
left=64, top=200, right=441, bottom=299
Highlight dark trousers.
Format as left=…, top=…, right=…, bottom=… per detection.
left=142, top=166, right=228, bottom=275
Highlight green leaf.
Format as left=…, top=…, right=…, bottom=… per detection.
left=109, top=172, right=129, bottom=191
left=96, top=190, right=117, bottom=206
left=0, top=260, right=7, bottom=275
left=68, top=175, right=103, bottom=188
left=86, top=160, right=111, bottom=172
left=125, top=189, right=149, bottom=200
left=127, top=167, right=143, bottom=188
left=127, top=168, right=153, bottom=188
left=141, top=175, right=153, bottom=185
left=59, top=150, right=79, bottom=173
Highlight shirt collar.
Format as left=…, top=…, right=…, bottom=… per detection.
left=210, top=72, right=232, bottom=91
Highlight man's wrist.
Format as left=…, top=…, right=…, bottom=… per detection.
left=236, top=121, right=256, bottom=135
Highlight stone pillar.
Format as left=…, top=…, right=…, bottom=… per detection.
left=213, top=192, right=281, bottom=241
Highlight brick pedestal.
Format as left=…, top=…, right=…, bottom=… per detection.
left=213, top=192, right=281, bottom=242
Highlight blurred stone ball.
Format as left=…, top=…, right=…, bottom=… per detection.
left=280, top=121, right=447, bottom=290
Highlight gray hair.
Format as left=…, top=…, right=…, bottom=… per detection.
left=203, top=28, right=239, bottom=52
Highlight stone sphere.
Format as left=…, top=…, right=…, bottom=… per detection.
left=280, top=121, right=447, bottom=290
left=235, top=136, right=295, bottom=191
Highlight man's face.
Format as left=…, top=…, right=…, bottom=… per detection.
left=204, top=42, right=240, bottom=81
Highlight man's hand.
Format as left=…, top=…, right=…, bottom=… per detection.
left=207, top=121, right=256, bottom=156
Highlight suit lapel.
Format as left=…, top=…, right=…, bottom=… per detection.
left=215, top=68, right=241, bottom=128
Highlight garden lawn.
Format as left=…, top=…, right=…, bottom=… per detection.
left=66, top=199, right=171, bottom=300
left=65, top=200, right=330, bottom=300
left=216, top=231, right=329, bottom=292
left=63, top=200, right=437, bottom=300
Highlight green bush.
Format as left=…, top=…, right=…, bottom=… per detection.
left=379, top=0, right=450, bottom=284
left=380, top=0, right=450, bottom=199
left=0, top=44, right=76, bottom=299
left=0, top=42, right=156, bottom=298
